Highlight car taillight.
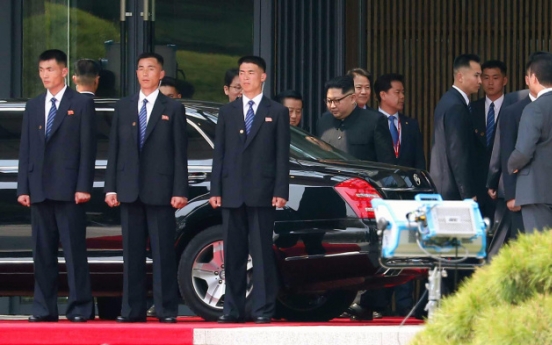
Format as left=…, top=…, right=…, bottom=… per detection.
left=335, top=178, right=382, bottom=219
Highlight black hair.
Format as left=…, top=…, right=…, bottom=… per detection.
left=160, top=76, right=178, bottom=88
left=526, top=51, right=551, bottom=72
left=136, top=52, right=164, bottom=67
left=238, top=55, right=266, bottom=72
left=347, top=67, right=373, bottom=86
left=274, top=90, right=303, bottom=104
left=453, top=54, right=481, bottom=73
left=374, top=73, right=405, bottom=102
left=224, top=68, right=239, bottom=86
left=529, top=52, right=552, bottom=86
left=324, top=75, right=355, bottom=96
left=73, top=59, right=100, bottom=86
left=481, top=60, right=507, bottom=75
left=38, top=49, right=67, bottom=67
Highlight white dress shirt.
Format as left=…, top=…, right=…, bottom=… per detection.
left=45, top=85, right=67, bottom=125
left=452, top=85, right=470, bottom=105
left=485, top=94, right=504, bottom=123
left=378, top=107, right=401, bottom=143
left=537, top=88, right=552, bottom=98
left=241, top=93, right=264, bottom=120
left=138, top=88, right=160, bottom=123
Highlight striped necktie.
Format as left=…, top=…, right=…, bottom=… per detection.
left=245, top=100, right=255, bottom=135
left=139, top=99, right=148, bottom=150
left=487, top=102, right=495, bottom=147
left=46, top=97, right=57, bottom=140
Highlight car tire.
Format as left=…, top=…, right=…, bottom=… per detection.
left=275, top=290, right=357, bottom=322
left=177, top=225, right=253, bottom=321
left=96, top=296, right=122, bottom=320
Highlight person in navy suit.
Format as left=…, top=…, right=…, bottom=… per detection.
left=17, top=49, right=96, bottom=322
left=104, top=52, right=188, bottom=323
left=430, top=54, right=482, bottom=201
left=210, top=56, right=290, bottom=324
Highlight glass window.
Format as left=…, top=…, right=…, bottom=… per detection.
left=22, top=0, right=121, bottom=98
left=0, top=110, right=24, bottom=160
left=154, top=0, right=254, bottom=103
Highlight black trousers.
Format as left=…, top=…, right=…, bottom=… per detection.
left=222, top=205, right=278, bottom=318
left=120, top=201, right=178, bottom=319
left=31, top=200, right=94, bottom=319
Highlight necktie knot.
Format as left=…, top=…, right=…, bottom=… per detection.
left=51, top=97, right=57, bottom=105
left=248, top=100, right=254, bottom=107
left=490, top=102, right=495, bottom=108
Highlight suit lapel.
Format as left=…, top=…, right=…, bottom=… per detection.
left=232, top=98, right=247, bottom=145
left=397, top=114, right=409, bottom=159
left=47, top=88, right=73, bottom=142
left=244, top=96, right=270, bottom=149
left=129, top=94, right=140, bottom=147
left=144, top=93, right=167, bottom=144
left=36, top=93, right=46, bottom=143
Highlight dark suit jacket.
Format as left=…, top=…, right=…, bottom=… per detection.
left=396, top=114, right=426, bottom=170
left=487, top=96, right=532, bottom=200
left=104, top=92, right=189, bottom=205
left=317, top=107, right=396, bottom=164
left=429, top=87, right=477, bottom=200
left=211, top=96, right=290, bottom=208
left=17, top=87, right=97, bottom=203
left=508, top=92, right=552, bottom=206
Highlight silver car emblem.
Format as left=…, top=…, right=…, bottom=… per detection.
left=413, top=173, right=421, bottom=186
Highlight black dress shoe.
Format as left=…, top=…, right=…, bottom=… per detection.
left=116, top=316, right=147, bottom=323
left=68, top=316, right=87, bottom=322
left=217, top=314, right=245, bottom=323
left=253, top=316, right=271, bottom=324
left=158, top=317, right=177, bottom=323
left=28, top=315, right=58, bottom=322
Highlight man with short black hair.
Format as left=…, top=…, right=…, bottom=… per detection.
left=274, top=90, right=303, bottom=126
left=160, top=76, right=182, bottom=99
left=210, top=55, right=290, bottom=324
left=72, top=59, right=100, bottom=96
left=105, top=52, right=189, bottom=323
left=317, top=75, right=395, bottom=164
left=508, top=52, right=552, bottom=233
left=17, top=49, right=97, bottom=322
left=430, top=54, right=482, bottom=201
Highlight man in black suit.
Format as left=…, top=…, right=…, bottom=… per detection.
left=486, top=57, right=544, bottom=254
left=104, top=52, right=188, bottom=323
left=17, top=49, right=96, bottom=322
left=317, top=75, right=396, bottom=164
left=508, top=52, right=552, bottom=233
left=210, top=56, right=290, bottom=324
left=72, top=59, right=100, bottom=97
left=430, top=54, right=482, bottom=201
left=471, top=60, right=509, bottom=222
left=374, top=73, right=426, bottom=170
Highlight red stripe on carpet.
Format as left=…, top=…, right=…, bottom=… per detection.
left=0, top=316, right=423, bottom=345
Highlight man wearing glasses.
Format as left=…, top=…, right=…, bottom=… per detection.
left=316, top=75, right=396, bottom=164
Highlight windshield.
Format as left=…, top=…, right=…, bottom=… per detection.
left=289, top=126, right=356, bottom=161
left=197, top=111, right=355, bottom=161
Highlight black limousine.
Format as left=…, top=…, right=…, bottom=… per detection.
left=0, top=99, right=433, bottom=321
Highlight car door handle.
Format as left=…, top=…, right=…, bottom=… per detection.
left=188, top=172, right=207, bottom=184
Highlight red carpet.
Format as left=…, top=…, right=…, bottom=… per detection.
left=0, top=316, right=423, bottom=345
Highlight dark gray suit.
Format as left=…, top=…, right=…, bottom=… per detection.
left=508, top=91, right=552, bottom=233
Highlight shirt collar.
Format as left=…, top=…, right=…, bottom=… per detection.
left=139, top=88, right=160, bottom=106
left=378, top=107, right=399, bottom=118
left=47, top=85, right=68, bottom=103
left=452, top=85, right=470, bottom=105
left=242, top=92, right=263, bottom=107
left=485, top=94, right=504, bottom=109
left=537, top=88, right=552, bottom=99
left=529, top=93, right=537, bottom=102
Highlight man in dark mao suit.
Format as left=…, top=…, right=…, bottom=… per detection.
left=105, top=52, right=188, bottom=323
left=210, top=56, right=290, bottom=324
left=430, top=54, right=482, bottom=201
left=17, top=49, right=96, bottom=322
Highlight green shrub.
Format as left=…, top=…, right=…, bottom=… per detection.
left=411, top=230, right=552, bottom=345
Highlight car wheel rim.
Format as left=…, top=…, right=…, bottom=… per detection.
left=191, top=240, right=253, bottom=309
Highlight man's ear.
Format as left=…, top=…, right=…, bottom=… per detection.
left=261, top=72, right=267, bottom=83
left=72, top=75, right=78, bottom=84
